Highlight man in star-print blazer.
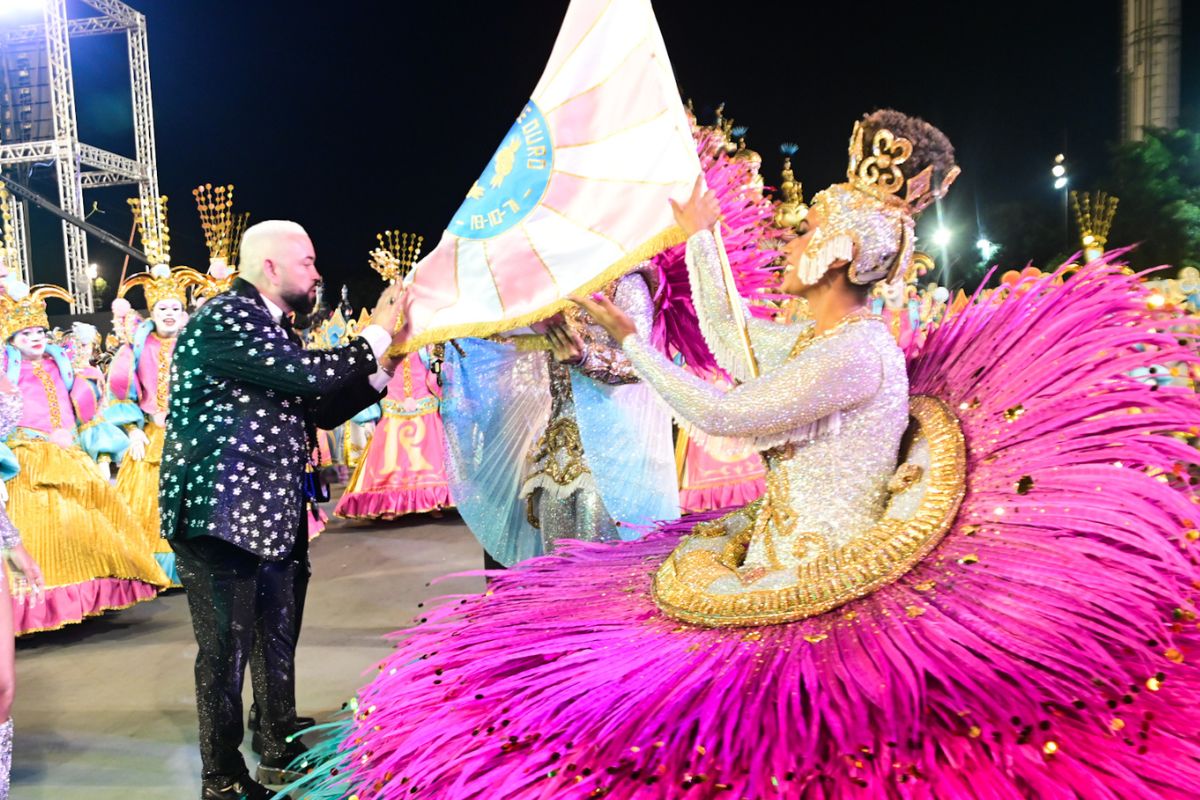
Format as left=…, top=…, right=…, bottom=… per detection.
left=161, top=220, right=402, bottom=799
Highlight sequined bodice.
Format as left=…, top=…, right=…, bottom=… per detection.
left=744, top=321, right=907, bottom=565
left=628, top=319, right=907, bottom=559
left=623, top=230, right=909, bottom=564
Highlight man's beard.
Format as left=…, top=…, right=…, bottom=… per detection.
left=282, top=287, right=317, bottom=316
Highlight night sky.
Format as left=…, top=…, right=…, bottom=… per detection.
left=9, top=0, right=1200, bottom=310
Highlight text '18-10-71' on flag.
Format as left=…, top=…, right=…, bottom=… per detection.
left=393, top=0, right=702, bottom=352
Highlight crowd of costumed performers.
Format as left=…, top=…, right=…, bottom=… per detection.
left=0, top=184, right=244, bottom=635
left=107, top=196, right=201, bottom=587
left=282, top=107, right=1200, bottom=800
left=307, top=294, right=380, bottom=486
left=106, top=189, right=243, bottom=588
left=332, top=232, right=453, bottom=521
left=0, top=273, right=169, bottom=636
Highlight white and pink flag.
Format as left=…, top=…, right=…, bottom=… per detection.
left=395, top=0, right=700, bottom=351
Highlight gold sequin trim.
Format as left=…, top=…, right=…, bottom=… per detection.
left=30, top=361, right=63, bottom=429
left=155, top=335, right=176, bottom=413
left=653, top=395, right=967, bottom=627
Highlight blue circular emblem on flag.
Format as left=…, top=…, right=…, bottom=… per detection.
left=450, top=101, right=553, bottom=240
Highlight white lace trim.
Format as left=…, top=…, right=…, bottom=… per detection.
left=795, top=234, right=855, bottom=287
left=685, top=233, right=758, bottom=384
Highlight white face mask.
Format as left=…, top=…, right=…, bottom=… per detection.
left=11, top=327, right=47, bottom=359
left=878, top=278, right=909, bottom=310
left=152, top=299, right=186, bottom=337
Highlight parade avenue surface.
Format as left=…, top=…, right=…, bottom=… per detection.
left=10, top=505, right=482, bottom=799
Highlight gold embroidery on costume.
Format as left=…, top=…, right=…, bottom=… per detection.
left=527, top=417, right=587, bottom=488
left=30, top=362, right=63, bottom=429
left=402, top=356, right=414, bottom=399
left=155, top=336, right=176, bottom=413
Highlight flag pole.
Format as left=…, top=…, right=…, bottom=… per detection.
left=711, top=223, right=759, bottom=379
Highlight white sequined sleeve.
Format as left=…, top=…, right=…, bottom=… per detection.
left=622, top=325, right=881, bottom=444
left=686, top=229, right=807, bottom=380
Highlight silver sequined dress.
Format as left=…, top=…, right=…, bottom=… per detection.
left=520, top=272, right=654, bottom=551
left=0, top=390, right=22, bottom=549
left=622, top=231, right=909, bottom=577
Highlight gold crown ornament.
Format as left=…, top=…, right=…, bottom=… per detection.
left=190, top=265, right=236, bottom=305
left=691, top=102, right=737, bottom=157
left=846, top=121, right=960, bottom=215
left=119, top=263, right=207, bottom=309
left=128, top=196, right=171, bottom=266
left=729, top=126, right=761, bottom=167
left=369, top=230, right=424, bottom=284
left=789, top=119, right=959, bottom=287
left=0, top=280, right=72, bottom=342
left=1071, top=191, right=1118, bottom=261
left=193, top=183, right=249, bottom=267
left=772, top=144, right=808, bottom=230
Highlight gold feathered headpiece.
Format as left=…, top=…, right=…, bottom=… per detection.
left=0, top=281, right=72, bottom=341
left=369, top=230, right=424, bottom=284
left=118, top=264, right=207, bottom=309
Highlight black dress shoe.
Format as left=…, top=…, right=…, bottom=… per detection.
left=201, top=774, right=274, bottom=800
left=255, top=740, right=312, bottom=786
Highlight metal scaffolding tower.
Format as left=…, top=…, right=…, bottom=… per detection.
left=0, top=0, right=160, bottom=311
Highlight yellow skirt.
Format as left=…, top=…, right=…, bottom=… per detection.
left=115, top=422, right=169, bottom=555
left=8, top=439, right=170, bottom=592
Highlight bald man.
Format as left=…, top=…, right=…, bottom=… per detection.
left=161, top=220, right=403, bottom=799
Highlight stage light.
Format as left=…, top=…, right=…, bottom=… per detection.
left=1051, top=155, right=1068, bottom=190
left=85, top=262, right=98, bottom=280
left=0, top=0, right=46, bottom=16
left=932, top=227, right=952, bottom=248
left=976, top=237, right=998, bottom=260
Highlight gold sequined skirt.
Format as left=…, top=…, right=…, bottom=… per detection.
left=115, top=422, right=169, bottom=555
left=7, top=439, right=170, bottom=590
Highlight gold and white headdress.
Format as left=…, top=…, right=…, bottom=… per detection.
left=118, top=264, right=207, bottom=309
left=192, top=183, right=247, bottom=302
left=789, top=118, right=960, bottom=287
left=0, top=280, right=72, bottom=341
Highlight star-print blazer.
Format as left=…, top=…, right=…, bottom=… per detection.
left=160, top=278, right=383, bottom=559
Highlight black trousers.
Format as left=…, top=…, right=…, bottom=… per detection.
left=172, top=529, right=310, bottom=784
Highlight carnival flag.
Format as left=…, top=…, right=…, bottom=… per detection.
left=394, top=0, right=701, bottom=351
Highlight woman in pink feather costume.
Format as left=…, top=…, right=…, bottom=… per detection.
left=295, top=111, right=1200, bottom=799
